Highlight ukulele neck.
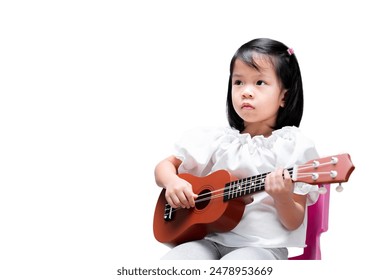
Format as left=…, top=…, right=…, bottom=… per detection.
left=223, top=167, right=294, bottom=201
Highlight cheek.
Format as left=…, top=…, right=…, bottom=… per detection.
left=231, top=93, right=241, bottom=111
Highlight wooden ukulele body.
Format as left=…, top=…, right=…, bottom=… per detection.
left=153, top=170, right=249, bottom=245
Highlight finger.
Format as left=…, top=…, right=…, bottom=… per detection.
left=283, top=169, right=291, bottom=180
left=265, top=171, right=274, bottom=192
left=277, top=168, right=287, bottom=184
left=275, top=168, right=284, bottom=179
left=167, top=197, right=179, bottom=209
left=183, top=182, right=195, bottom=208
left=176, top=192, right=191, bottom=208
left=271, top=169, right=285, bottom=192
left=184, top=189, right=198, bottom=208
left=166, top=192, right=182, bottom=209
left=165, top=192, right=173, bottom=206
left=172, top=195, right=182, bottom=208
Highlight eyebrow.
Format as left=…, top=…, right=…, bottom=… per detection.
left=232, top=72, right=270, bottom=79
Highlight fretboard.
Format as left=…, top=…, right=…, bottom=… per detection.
left=223, top=167, right=294, bottom=201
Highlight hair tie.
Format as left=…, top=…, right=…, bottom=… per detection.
left=287, top=48, right=294, bottom=56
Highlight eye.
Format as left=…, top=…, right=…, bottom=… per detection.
left=233, top=80, right=243, bottom=85
left=256, top=80, right=265, bottom=86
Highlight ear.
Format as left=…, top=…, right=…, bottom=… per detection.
left=280, top=89, right=288, bottom=108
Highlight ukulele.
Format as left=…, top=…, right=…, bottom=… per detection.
left=153, top=153, right=355, bottom=245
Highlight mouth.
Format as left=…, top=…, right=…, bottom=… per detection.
left=241, top=103, right=255, bottom=110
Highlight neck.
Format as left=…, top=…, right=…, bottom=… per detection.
left=242, top=124, right=273, bottom=137
left=224, top=167, right=294, bottom=201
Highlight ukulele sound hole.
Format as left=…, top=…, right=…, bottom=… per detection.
left=195, top=189, right=211, bottom=210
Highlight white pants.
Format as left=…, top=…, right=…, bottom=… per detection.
left=161, top=239, right=288, bottom=260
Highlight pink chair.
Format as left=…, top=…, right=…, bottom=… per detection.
left=289, top=184, right=330, bottom=260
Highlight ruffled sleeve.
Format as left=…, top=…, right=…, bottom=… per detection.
left=173, top=127, right=225, bottom=177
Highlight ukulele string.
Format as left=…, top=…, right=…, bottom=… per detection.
left=175, top=159, right=334, bottom=205
left=192, top=168, right=295, bottom=204
left=168, top=159, right=337, bottom=213
left=192, top=167, right=295, bottom=201
left=169, top=168, right=297, bottom=213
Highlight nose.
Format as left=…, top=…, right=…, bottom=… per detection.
left=242, top=86, right=254, bottom=99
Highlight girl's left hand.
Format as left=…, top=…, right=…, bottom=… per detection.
left=264, top=168, right=294, bottom=202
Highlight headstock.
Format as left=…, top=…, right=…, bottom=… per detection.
left=292, top=153, right=355, bottom=192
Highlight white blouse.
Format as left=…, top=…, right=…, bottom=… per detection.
left=173, top=126, right=320, bottom=248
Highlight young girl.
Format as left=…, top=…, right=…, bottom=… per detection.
left=154, top=38, right=319, bottom=260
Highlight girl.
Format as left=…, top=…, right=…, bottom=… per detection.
left=154, top=38, right=319, bottom=260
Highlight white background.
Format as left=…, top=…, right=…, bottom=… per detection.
left=1, top=0, right=389, bottom=279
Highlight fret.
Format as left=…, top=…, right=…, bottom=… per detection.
left=245, top=178, right=250, bottom=195
left=242, top=178, right=247, bottom=196
left=235, top=179, right=242, bottom=198
left=225, top=182, right=232, bottom=200
left=235, top=179, right=244, bottom=198
left=223, top=173, right=267, bottom=202
left=222, top=166, right=300, bottom=202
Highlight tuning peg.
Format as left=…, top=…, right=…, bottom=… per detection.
left=318, top=185, right=327, bottom=194
left=336, top=183, right=344, bottom=192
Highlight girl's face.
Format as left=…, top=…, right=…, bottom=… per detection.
left=231, top=55, right=286, bottom=137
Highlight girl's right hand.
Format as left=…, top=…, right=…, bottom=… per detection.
left=164, top=177, right=198, bottom=209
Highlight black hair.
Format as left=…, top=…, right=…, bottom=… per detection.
left=226, top=38, right=304, bottom=132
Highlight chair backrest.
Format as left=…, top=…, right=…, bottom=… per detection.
left=289, top=184, right=330, bottom=260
